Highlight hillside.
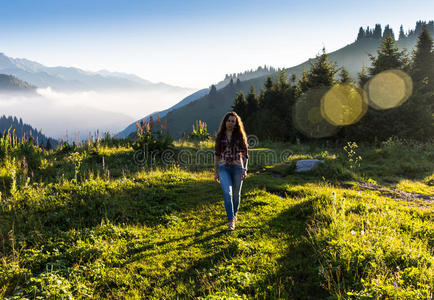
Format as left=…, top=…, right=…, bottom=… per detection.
left=116, top=88, right=209, bottom=138
left=0, top=74, right=36, bottom=94
left=0, top=136, right=432, bottom=298
left=117, top=66, right=282, bottom=138
left=145, top=21, right=434, bottom=140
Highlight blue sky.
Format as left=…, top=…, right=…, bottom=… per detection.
left=1, top=0, right=433, bottom=88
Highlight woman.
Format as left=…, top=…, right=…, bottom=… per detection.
left=214, top=111, right=249, bottom=231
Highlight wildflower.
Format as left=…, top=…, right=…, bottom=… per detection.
left=22, top=156, right=28, bottom=169
left=351, top=230, right=356, bottom=235
left=361, top=230, right=365, bottom=235
left=393, top=281, right=398, bottom=288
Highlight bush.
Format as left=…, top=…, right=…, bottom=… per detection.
left=55, top=142, right=77, bottom=156
left=132, top=116, right=174, bottom=154
left=189, top=120, right=211, bottom=142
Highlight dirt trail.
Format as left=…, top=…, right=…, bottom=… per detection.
left=353, top=181, right=433, bottom=207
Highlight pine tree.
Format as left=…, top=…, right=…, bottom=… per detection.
left=415, top=21, right=424, bottom=35
left=357, top=27, right=365, bottom=41
left=46, top=139, right=52, bottom=151
left=298, top=68, right=310, bottom=92
left=257, top=70, right=296, bottom=141
left=209, top=85, right=217, bottom=96
left=366, top=26, right=372, bottom=38
left=339, top=67, right=353, bottom=84
left=399, top=25, right=406, bottom=40
left=382, top=25, right=395, bottom=40
left=412, top=25, right=434, bottom=88
left=232, top=92, right=248, bottom=120
left=276, top=69, right=290, bottom=89
left=368, top=34, right=404, bottom=75
left=298, top=48, right=338, bottom=92
left=208, top=85, right=218, bottom=109
left=264, top=76, right=273, bottom=90
left=246, top=86, right=259, bottom=116
left=373, top=24, right=382, bottom=39
left=392, top=27, right=434, bottom=140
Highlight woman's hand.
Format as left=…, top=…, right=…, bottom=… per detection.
left=241, top=169, right=247, bottom=180
left=214, top=172, right=220, bottom=183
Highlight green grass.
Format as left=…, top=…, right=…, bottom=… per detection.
left=0, top=138, right=433, bottom=299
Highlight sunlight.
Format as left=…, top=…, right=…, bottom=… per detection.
left=321, top=84, right=368, bottom=126
left=366, top=69, right=413, bottom=110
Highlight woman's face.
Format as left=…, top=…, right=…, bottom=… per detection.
left=226, top=115, right=237, bottom=130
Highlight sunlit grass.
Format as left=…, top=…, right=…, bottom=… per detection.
left=394, top=178, right=434, bottom=196
left=0, top=137, right=433, bottom=298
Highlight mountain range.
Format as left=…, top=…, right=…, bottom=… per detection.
left=0, top=52, right=191, bottom=93
left=0, top=52, right=196, bottom=140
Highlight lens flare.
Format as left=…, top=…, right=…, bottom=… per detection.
left=366, top=69, right=413, bottom=110
left=293, top=88, right=339, bottom=138
left=321, top=84, right=368, bottom=126
left=307, top=107, right=322, bottom=124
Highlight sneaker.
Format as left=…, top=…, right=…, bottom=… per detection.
left=228, top=220, right=235, bottom=231
left=234, top=215, right=238, bottom=222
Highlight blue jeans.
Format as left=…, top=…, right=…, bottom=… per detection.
left=218, top=162, right=244, bottom=221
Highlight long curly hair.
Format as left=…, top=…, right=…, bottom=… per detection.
left=215, top=111, right=248, bottom=155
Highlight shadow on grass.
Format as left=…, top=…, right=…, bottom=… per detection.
left=0, top=176, right=222, bottom=251
left=260, top=199, right=328, bottom=299
left=119, top=175, right=329, bottom=298
left=36, top=149, right=144, bottom=183
left=120, top=227, right=228, bottom=266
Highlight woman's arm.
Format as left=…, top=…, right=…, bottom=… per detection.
left=214, top=153, right=219, bottom=172
left=240, top=143, right=248, bottom=180
left=214, top=154, right=220, bottom=183
left=214, top=140, right=221, bottom=182
left=240, top=141, right=249, bottom=170
left=243, top=158, right=248, bottom=171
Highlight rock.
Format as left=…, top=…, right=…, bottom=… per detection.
left=295, top=159, right=323, bottom=172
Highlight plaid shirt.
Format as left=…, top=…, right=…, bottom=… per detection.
left=214, top=133, right=249, bottom=165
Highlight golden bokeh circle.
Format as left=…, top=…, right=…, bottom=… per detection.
left=366, top=69, right=413, bottom=110
left=321, top=84, right=368, bottom=126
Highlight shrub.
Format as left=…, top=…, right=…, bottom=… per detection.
left=189, top=120, right=211, bottom=142
left=132, top=116, right=174, bottom=153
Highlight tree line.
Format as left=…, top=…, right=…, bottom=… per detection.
left=0, top=115, right=57, bottom=149
left=233, top=26, right=433, bottom=143
left=356, top=20, right=434, bottom=41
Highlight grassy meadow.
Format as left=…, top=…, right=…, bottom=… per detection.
left=0, top=135, right=433, bottom=299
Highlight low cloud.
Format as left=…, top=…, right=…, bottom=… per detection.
left=0, top=87, right=194, bottom=140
